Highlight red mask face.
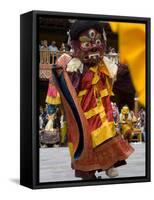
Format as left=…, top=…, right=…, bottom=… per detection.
left=71, top=29, right=105, bottom=66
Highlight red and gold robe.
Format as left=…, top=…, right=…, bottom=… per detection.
left=55, top=54, right=134, bottom=172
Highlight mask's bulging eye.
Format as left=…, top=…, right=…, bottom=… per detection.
left=89, top=29, right=95, bottom=39
left=95, top=39, right=102, bottom=46
left=81, top=42, right=91, bottom=49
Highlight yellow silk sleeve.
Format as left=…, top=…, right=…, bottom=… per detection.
left=109, top=22, right=146, bottom=106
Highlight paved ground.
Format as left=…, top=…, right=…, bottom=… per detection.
left=39, top=143, right=145, bottom=183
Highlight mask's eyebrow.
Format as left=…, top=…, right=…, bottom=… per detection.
left=79, top=36, right=91, bottom=42
left=96, top=33, right=102, bottom=39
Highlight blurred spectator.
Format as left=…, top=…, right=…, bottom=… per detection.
left=41, top=104, right=48, bottom=128
left=39, top=104, right=60, bottom=147
left=48, top=41, right=59, bottom=53
left=48, top=41, right=59, bottom=63
left=53, top=106, right=61, bottom=129
left=111, top=102, right=120, bottom=133
left=60, top=42, right=66, bottom=52
left=39, top=40, right=44, bottom=50
left=119, top=105, right=137, bottom=142
left=60, top=115, right=67, bottom=145
left=108, top=47, right=119, bottom=64
left=40, top=40, right=50, bottom=64
left=39, top=106, right=44, bottom=130
left=138, top=108, right=146, bottom=141
left=112, top=102, right=120, bottom=123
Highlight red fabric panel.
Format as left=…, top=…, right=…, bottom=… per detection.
left=80, top=88, right=97, bottom=112
left=102, top=96, right=114, bottom=122
left=87, top=114, right=102, bottom=132
left=80, top=70, right=94, bottom=90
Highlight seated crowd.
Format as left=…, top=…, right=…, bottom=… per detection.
left=39, top=40, right=70, bottom=64
left=39, top=102, right=146, bottom=148
left=111, top=103, right=146, bottom=143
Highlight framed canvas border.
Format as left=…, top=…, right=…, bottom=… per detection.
left=20, top=10, right=151, bottom=189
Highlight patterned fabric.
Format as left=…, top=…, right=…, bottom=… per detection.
left=77, top=63, right=116, bottom=148
left=46, top=83, right=61, bottom=105
left=40, top=129, right=60, bottom=144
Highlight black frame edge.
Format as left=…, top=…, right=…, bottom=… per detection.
left=33, top=10, right=151, bottom=22
left=145, top=18, right=151, bottom=182
left=20, top=11, right=33, bottom=189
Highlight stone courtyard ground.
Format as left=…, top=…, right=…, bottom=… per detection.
left=39, top=142, right=145, bottom=183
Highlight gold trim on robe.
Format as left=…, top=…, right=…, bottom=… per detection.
left=91, top=121, right=116, bottom=148
left=77, top=64, right=116, bottom=148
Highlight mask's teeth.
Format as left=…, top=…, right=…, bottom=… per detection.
left=88, top=53, right=100, bottom=59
